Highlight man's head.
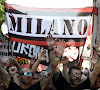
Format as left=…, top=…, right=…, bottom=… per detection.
left=18, top=68, right=33, bottom=85
left=68, top=66, right=82, bottom=87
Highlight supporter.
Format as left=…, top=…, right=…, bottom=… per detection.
left=31, top=71, right=40, bottom=84
left=46, top=34, right=100, bottom=90
left=62, top=56, right=87, bottom=84
left=0, top=37, right=65, bottom=90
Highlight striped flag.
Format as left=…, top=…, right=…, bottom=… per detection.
left=4, top=1, right=98, bottom=59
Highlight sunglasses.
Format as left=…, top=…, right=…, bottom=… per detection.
left=71, top=72, right=82, bottom=77
left=21, top=72, right=33, bottom=76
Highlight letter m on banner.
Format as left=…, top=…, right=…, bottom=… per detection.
left=4, top=0, right=98, bottom=60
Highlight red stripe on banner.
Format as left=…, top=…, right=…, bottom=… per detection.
left=9, top=36, right=47, bottom=46
left=4, top=2, right=93, bottom=13
left=0, top=39, right=3, bottom=46
left=93, top=7, right=98, bottom=15
left=9, top=37, right=85, bottom=47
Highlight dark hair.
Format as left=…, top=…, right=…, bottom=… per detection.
left=68, top=66, right=81, bottom=75
left=18, top=68, right=30, bottom=75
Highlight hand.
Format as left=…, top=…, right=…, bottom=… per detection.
left=38, top=50, right=46, bottom=62
left=9, top=66, right=18, bottom=75
left=46, top=34, right=56, bottom=48
left=9, top=56, right=17, bottom=66
left=90, top=55, right=97, bottom=64
left=95, top=42, right=100, bottom=53
left=62, top=56, right=68, bottom=65
left=55, top=39, right=66, bottom=57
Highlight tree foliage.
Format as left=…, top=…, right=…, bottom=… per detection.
left=0, top=0, right=6, bottom=31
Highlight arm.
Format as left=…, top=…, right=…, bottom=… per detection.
left=40, top=39, right=66, bottom=90
left=0, top=60, right=10, bottom=89
left=89, top=43, right=100, bottom=87
left=9, top=56, right=21, bottom=70
left=9, top=66, right=20, bottom=86
left=62, top=56, right=69, bottom=81
left=46, top=34, right=56, bottom=62
left=46, top=34, right=61, bottom=80
left=13, top=73, right=20, bottom=86
left=31, top=50, right=46, bottom=75
left=29, top=57, right=35, bottom=69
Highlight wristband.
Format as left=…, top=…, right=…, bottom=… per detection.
left=48, top=48, right=54, bottom=51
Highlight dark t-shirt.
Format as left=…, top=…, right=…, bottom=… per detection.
left=52, top=72, right=90, bottom=90
left=6, top=81, right=41, bottom=90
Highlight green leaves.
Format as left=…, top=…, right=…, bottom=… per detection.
left=0, top=0, right=6, bottom=31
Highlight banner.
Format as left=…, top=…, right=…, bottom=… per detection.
left=0, top=42, right=8, bottom=63
left=4, top=1, right=98, bottom=60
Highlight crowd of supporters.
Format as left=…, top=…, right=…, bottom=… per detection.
left=0, top=34, right=100, bottom=90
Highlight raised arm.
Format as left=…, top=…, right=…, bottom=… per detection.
left=46, top=34, right=56, bottom=62
left=9, top=56, right=21, bottom=70
left=62, top=56, right=69, bottom=81
left=40, top=39, right=66, bottom=90
left=9, top=66, right=20, bottom=86
left=31, top=50, right=46, bottom=75
left=89, top=43, right=100, bottom=87
left=29, top=57, right=35, bottom=69
left=46, top=34, right=60, bottom=78
left=0, top=60, right=10, bottom=89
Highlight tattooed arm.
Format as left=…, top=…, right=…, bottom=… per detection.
left=0, top=60, right=10, bottom=89
left=40, top=39, right=66, bottom=90
left=46, top=34, right=61, bottom=80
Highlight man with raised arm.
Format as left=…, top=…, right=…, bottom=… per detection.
left=46, top=34, right=100, bottom=90
left=0, top=37, right=65, bottom=90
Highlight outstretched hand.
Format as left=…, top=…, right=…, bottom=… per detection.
left=46, top=34, right=56, bottom=48
left=9, top=66, right=18, bottom=75
left=9, top=56, right=18, bottom=66
left=55, top=39, right=66, bottom=57
left=38, top=50, right=46, bottom=62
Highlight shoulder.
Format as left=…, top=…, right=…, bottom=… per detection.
left=31, top=81, right=41, bottom=90
left=79, top=77, right=90, bottom=89
left=7, top=81, right=21, bottom=90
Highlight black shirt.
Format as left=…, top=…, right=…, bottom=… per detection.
left=6, top=81, right=41, bottom=90
left=52, top=72, right=90, bottom=90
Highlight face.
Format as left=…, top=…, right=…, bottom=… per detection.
left=32, top=74, right=39, bottom=84
left=19, top=68, right=33, bottom=85
left=69, top=69, right=82, bottom=87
